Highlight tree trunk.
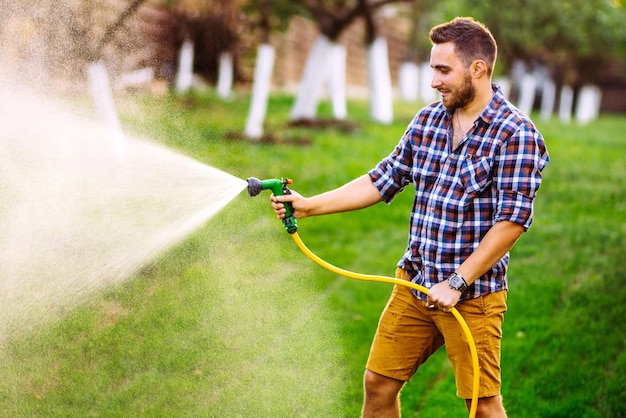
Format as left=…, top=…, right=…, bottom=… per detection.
left=367, top=37, right=393, bottom=124
left=575, top=85, right=601, bottom=124
left=517, top=73, right=537, bottom=116
left=329, top=43, right=347, bottom=120
left=92, top=0, right=148, bottom=61
left=290, top=36, right=347, bottom=121
left=216, top=51, right=234, bottom=99
left=293, top=0, right=411, bottom=122
left=245, top=44, right=275, bottom=139
left=86, top=61, right=125, bottom=156
left=540, top=77, right=556, bottom=121
left=398, top=61, right=419, bottom=102
left=559, top=85, right=574, bottom=123
left=290, top=35, right=335, bottom=120
left=419, top=62, right=436, bottom=103
left=175, top=39, right=194, bottom=93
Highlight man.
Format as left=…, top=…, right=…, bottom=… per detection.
left=272, top=17, right=549, bottom=417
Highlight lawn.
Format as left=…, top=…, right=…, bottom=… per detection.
left=0, top=91, right=624, bottom=417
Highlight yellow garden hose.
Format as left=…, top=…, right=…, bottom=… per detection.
left=245, top=177, right=479, bottom=416
left=291, top=231, right=479, bottom=418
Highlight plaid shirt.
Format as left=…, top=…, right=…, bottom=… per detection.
left=369, top=85, right=550, bottom=301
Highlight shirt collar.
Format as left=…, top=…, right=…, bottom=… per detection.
left=480, top=84, right=505, bottom=126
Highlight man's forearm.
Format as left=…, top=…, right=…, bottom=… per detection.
left=456, top=220, right=525, bottom=284
left=308, top=174, right=383, bottom=216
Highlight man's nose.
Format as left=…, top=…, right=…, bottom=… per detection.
left=431, top=73, right=441, bottom=89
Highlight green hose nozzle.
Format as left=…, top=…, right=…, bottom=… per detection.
left=247, top=177, right=298, bottom=234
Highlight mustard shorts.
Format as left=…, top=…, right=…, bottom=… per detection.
left=366, top=268, right=507, bottom=399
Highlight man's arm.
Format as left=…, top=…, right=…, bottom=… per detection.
left=271, top=174, right=383, bottom=219
left=427, top=220, right=524, bottom=311
left=455, top=220, right=525, bottom=284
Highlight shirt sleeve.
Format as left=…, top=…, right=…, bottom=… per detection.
left=368, top=118, right=417, bottom=203
left=493, top=120, right=550, bottom=230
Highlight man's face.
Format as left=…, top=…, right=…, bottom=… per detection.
left=430, top=42, right=475, bottom=110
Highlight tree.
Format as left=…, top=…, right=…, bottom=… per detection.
left=90, top=0, right=149, bottom=62
left=396, top=0, right=439, bottom=102
left=291, top=0, right=412, bottom=123
left=242, top=0, right=304, bottom=139
left=445, top=0, right=625, bottom=87
left=289, top=0, right=362, bottom=121
left=359, top=0, right=420, bottom=123
left=411, top=0, right=625, bottom=118
left=86, top=0, right=150, bottom=154
left=165, top=0, right=246, bottom=96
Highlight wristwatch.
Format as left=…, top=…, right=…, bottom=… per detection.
left=448, top=272, right=468, bottom=293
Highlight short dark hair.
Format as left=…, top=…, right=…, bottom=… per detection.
left=429, top=17, right=497, bottom=76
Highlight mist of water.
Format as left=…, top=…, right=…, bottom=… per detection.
left=0, top=88, right=247, bottom=344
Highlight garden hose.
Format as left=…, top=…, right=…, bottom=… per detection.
left=247, top=177, right=479, bottom=417
left=291, top=231, right=479, bottom=418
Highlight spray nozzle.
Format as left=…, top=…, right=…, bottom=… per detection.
left=247, top=177, right=297, bottom=234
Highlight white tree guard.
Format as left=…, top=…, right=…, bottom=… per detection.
left=559, top=85, right=574, bottom=123
left=494, top=77, right=511, bottom=99
left=419, top=62, right=436, bottom=103
left=398, top=61, right=419, bottom=102
left=86, top=61, right=125, bottom=156
left=244, top=44, right=275, bottom=139
left=575, top=85, right=602, bottom=124
left=367, top=37, right=393, bottom=124
left=517, top=73, right=537, bottom=116
left=328, top=43, right=347, bottom=120
left=217, top=51, right=233, bottom=99
left=175, top=39, right=194, bottom=93
left=290, top=35, right=334, bottom=120
left=540, top=77, right=556, bottom=121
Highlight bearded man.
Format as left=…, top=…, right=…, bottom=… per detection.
left=272, top=17, right=550, bottom=418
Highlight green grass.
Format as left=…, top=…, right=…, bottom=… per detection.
left=0, top=91, right=625, bottom=417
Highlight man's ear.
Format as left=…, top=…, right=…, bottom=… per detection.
left=471, top=60, right=488, bottom=78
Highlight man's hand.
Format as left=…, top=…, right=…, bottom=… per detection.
left=426, top=280, right=462, bottom=312
left=271, top=190, right=309, bottom=220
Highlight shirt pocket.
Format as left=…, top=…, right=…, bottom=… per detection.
left=459, top=154, right=493, bottom=193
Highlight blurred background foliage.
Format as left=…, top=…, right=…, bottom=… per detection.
left=157, top=0, right=626, bottom=87
left=1, top=0, right=624, bottom=91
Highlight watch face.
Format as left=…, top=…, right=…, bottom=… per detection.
left=449, top=275, right=466, bottom=291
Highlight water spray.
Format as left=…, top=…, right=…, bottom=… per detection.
left=248, top=176, right=480, bottom=418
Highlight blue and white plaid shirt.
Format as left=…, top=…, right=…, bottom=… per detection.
left=369, top=85, right=550, bottom=301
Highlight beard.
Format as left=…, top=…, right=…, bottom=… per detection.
left=441, top=72, right=475, bottom=110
